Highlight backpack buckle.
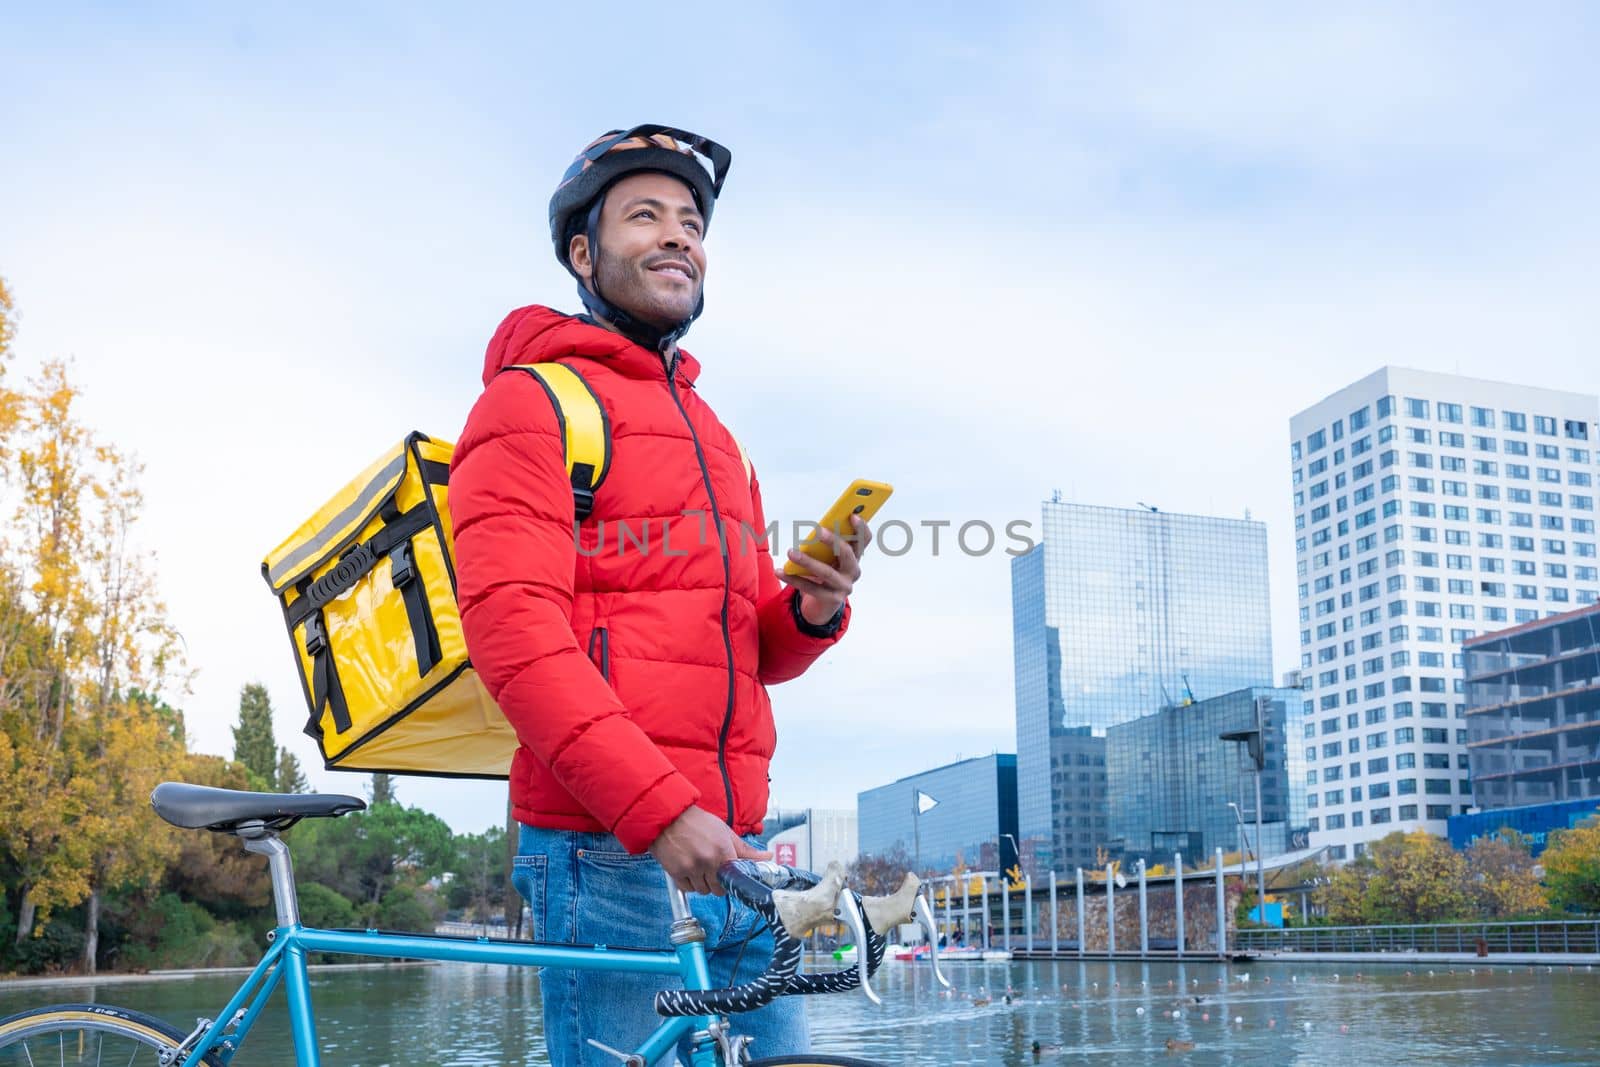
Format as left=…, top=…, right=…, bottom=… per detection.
left=390, top=543, right=417, bottom=588
left=304, top=613, right=328, bottom=657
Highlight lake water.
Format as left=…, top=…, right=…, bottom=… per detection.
left=3, top=956, right=1598, bottom=1065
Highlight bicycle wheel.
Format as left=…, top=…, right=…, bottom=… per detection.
left=747, top=1058, right=887, bottom=1066
left=0, top=1003, right=224, bottom=1066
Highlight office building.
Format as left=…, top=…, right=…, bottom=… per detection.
left=1012, top=501, right=1272, bottom=872
left=857, top=755, right=1018, bottom=875
left=1289, top=368, right=1600, bottom=859
left=1463, top=602, right=1600, bottom=809
left=1105, top=686, right=1308, bottom=865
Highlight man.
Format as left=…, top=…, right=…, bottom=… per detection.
left=450, top=126, right=869, bottom=1063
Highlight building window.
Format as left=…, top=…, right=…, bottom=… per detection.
left=1405, top=398, right=1430, bottom=419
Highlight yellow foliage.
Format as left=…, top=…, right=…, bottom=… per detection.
left=0, top=298, right=187, bottom=947
left=1542, top=819, right=1600, bottom=913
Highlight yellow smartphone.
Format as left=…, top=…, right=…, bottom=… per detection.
left=783, top=479, right=894, bottom=576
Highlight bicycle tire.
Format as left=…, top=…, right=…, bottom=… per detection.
left=747, top=1057, right=888, bottom=1066
left=0, top=1003, right=225, bottom=1066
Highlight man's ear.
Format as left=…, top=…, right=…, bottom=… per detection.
left=568, top=233, right=593, bottom=282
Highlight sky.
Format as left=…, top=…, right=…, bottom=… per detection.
left=3, top=3, right=1598, bottom=834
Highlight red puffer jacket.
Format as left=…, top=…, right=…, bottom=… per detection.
left=450, top=305, right=848, bottom=853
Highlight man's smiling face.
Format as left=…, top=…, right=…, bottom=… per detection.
left=569, top=171, right=707, bottom=332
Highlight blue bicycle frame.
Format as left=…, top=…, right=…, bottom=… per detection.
left=170, top=831, right=732, bottom=1067
left=178, top=919, right=720, bottom=1066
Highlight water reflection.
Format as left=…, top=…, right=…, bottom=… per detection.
left=2, top=958, right=1598, bottom=1065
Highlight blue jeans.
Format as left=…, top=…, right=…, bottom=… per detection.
left=512, top=824, right=810, bottom=1066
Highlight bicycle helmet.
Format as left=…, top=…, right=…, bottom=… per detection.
left=549, top=124, right=731, bottom=352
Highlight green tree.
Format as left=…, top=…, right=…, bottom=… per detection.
left=376, top=884, right=442, bottom=932
left=1463, top=830, right=1548, bottom=918
left=446, top=825, right=508, bottom=923
left=368, top=772, right=397, bottom=807
left=1543, top=817, right=1600, bottom=914
left=276, top=746, right=308, bottom=794
left=232, top=683, right=277, bottom=789
left=294, top=802, right=453, bottom=917
left=296, top=883, right=358, bottom=928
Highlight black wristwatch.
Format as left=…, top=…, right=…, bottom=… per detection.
left=791, top=591, right=844, bottom=638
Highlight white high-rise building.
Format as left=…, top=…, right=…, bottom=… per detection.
left=1289, top=368, right=1600, bottom=860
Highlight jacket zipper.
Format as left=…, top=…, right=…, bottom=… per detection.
left=663, top=352, right=739, bottom=827
left=587, top=626, right=610, bottom=683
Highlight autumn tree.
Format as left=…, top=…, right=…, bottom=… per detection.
left=159, top=753, right=269, bottom=919
left=847, top=845, right=915, bottom=895
left=1317, top=831, right=1471, bottom=924
left=1462, top=830, right=1548, bottom=918
left=0, top=285, right=186, bottom=970
left=1542, top=818, right=1600, bottom=914
left=232, top=683, right=277, bottom=789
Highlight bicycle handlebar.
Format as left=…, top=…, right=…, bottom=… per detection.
left=652, top=860, right=934, bottom=1019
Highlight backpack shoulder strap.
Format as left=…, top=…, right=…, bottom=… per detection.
left=501, top=363, right=612, bottom=519
left=734, top=437, right=752, bottom=485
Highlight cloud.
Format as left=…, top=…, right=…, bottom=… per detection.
left=3, top=4, right=1598, bottom=829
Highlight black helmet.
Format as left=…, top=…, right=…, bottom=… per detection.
left=548, top=125, right=731, bottom=352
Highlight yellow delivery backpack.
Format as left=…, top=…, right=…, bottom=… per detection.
left=260, top=363, right=611, bottom=778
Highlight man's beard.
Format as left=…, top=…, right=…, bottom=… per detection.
left=594, top=248, right=699, bottom=329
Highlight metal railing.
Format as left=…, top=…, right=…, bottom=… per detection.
left=1236, top=919, right=1600, bottom=955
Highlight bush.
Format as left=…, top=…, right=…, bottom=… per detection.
left=116, top=893, right=257, bottom=971
left=376, top=885, right=441, bottom=933
left=10, top=918, right=86, bottom=974
left=297, top=883, right=358, bottom=929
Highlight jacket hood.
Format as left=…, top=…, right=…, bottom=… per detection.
left=481, top=305, right=702, bottom=388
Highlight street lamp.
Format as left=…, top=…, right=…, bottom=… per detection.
left=1226, top=801, right=1254, bottom=865
left=1221, top=696, right=1271, bottom=922
left=1000, top=833, right=1022, bottom=876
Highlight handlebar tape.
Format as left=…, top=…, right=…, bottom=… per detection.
left=652, top=862, right=889, bottom=1017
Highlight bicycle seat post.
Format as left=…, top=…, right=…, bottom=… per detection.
left=237, top=821, right=301, bottom=928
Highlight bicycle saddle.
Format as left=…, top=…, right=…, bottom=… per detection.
left=150, top=781, right=367, bottom=832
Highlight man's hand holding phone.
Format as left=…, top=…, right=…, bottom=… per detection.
left=780, top=514, right=872, bottom=624
left=778, top=480, right=890, bottom=624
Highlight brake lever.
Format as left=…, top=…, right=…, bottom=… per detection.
left=913, top=892, right=952, bottom=988
left=834, top=887, right=880, bottom=1006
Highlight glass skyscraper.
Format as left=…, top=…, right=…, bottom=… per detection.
left=1105, top=687, right=1308, bottom=864
left=1013, top=502, right=1273, bottom=873
left=1290, top=368, right=1599, bottom=860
